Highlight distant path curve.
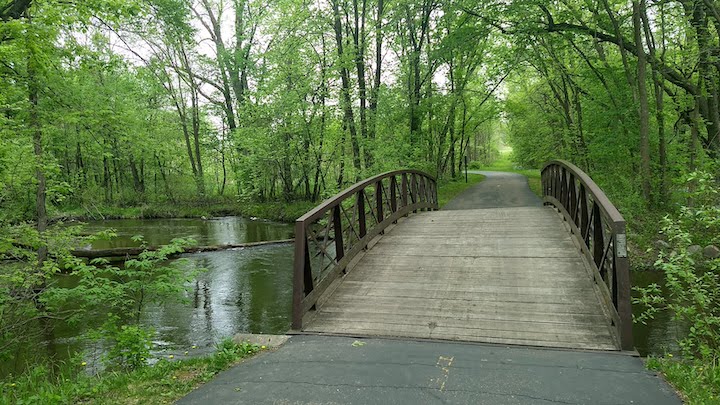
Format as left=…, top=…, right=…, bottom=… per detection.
left=443, top=171, right=541, bottom=210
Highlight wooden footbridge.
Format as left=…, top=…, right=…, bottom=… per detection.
left=291, top=161, right=633, bottom=351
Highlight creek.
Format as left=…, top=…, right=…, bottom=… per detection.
left=3, top=217, right=295, bottom=377
left=3, top=217, right=676, bottom=377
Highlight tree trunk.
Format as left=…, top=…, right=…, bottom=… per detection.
left=331, top=0, right=362, bottom=175
left=27, top=23, right=47, bottom=265
left=633, top=1, right=652, bottom=200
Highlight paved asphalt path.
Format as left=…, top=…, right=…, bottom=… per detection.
left=443, top=171, right=541, bottom=210
left=176, top=172, right=681, bottom=404
left=177, top=335, right=680, bottom=405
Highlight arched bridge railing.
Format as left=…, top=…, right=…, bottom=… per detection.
left=292, top=170, right=438, bottom=330
left=542, top=160, right=633, bottom=351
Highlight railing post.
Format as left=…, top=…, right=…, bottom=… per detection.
left=357, top=190, right=366, bottom=238
left=613, top=223, right=633, bottom=350
left=292, top=221, right=308, bottom=330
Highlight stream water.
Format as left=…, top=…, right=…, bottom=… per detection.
left=4, top=216, right=676, bottom=377
left=3, top=217, right=295, bottom=377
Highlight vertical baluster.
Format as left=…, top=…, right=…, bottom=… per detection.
left=592, top=202, right=605, bottom=277
left=333, top=205, right=344, bottom=263
left=376, top=180, right=383, bottom=223
left=568, top=173, right=577, bottom=225
left=357, top=190, right=366, bottom=238
left=390, top=176, right=397, bottom=214
left=303, top=242, right=313, bottom=294
left=560, top=167, right=568, bottom=209
left=410, top=173, right=417, bottom=202
left=401, top=173, right=408, bottom=208
left=412, top=174, right=419, bottom=212
left=579, top=185, right=589, bottom=245
left=430, top=178, right=437, bottom=208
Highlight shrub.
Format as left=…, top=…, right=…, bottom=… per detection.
left=634, top=171, right=720, bottom=360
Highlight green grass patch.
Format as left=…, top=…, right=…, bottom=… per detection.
left=1, top=339, right=262, bottom=405
left=436, top=174, right=486, bottom=208
left=470, top=152, right=542, bottom=197
left=646, top=356, right=720, bottom=404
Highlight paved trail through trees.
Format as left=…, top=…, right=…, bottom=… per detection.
left=443, top=171, right=541, bottom=210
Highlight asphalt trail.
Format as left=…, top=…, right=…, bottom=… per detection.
left=443, top=171, right=541, bottom=210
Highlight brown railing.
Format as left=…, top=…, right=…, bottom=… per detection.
left=542, top=160, right=633, bottom=350
left=292, top=170, right=438, bottom=330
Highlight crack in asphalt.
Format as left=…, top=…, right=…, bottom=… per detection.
left=220, top=378, right=634, bottom=405
left=244, top=358, right=651, bottom=376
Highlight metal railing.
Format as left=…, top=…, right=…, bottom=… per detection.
left=542, top=160, right=633, bottom=350
left=292, top=170, right=438, bottom=330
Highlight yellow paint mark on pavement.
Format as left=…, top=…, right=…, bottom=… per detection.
left=433, top=356, right=454, bottom=391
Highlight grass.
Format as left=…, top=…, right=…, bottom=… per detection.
left=646, top=356, right=720, bottom=404
left=470, top=152, right=542, bottom=197
left=53, top=176, right=490, bottom=223
left=436, top=173, right=486, bottom=208
left=53, top=200, right=316, bottom=224
left=0, top=339, right=262, bottom=405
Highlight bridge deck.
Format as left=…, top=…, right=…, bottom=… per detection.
left=303, top=206, right=618, bottom=350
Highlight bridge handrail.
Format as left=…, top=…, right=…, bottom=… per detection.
left=542, top=160, right=633, bottom=350
left=292, top=170, right=438, bottom=330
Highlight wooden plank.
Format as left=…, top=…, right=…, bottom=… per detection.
left=322, top=295, right=607, bottom=316
left=335, top=280, right=597, bottom=296
left=355, top=255, right=587, bottom=270
left=342, top=271, right=594, bottom=287
left=366, top=244, right=582, bottom=258
left=383, top=227, right=573, bottom=237
left=375, top=236, right=577, bottom=247
left=328, top=288, right=603, bottom=305
left=305, top=321, right=616, bottom=350
left=316, top=305, right=609, bottom=326
left=309, top=312, right=611, bottom=336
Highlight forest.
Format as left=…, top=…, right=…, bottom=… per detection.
left=1, top=0, right=720, bottom=402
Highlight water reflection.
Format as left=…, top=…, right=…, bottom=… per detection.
left=142, top=245, right=294, bottom=350
left=631, top=270, right=681, bottom=356
left=84, top=216, right=293, bottom=249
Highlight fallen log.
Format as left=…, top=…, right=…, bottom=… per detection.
left=71, top=239, right=295, bottom=259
